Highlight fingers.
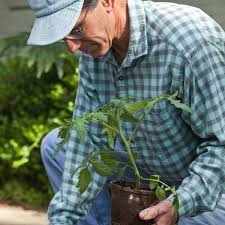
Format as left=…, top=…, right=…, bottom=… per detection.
left=139, top=205, right=160, bottom=220
left=139, top=200, right=178, bottom=225
left=139, top=200, right=173, bottom=220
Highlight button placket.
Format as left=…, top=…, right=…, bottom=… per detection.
left=118, top=76, right=123, bottom=81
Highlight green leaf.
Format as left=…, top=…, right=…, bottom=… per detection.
left=121, top=111, right=139, bottom=123
left=149, top=175, right=160, bottom=190
left=125, top=100, right=148, bottom=114
left=149, top=180, right=157, bottom=190
left=106, top=128, right=116, bottom=149
left=90, top=159, right=114, bottom=176
left=53, top=127, right=70, bottom=157
left=167, top=91, right=192, bottom=114
left=100, top=150, right=119, bottom=171
left=73, top=118, right=88, bottom=142
left=169, top=99, right=193, bottom=114
left=155, top=185, right=166, bottom=200
left=76, top=167, right=91, bottom=194
left=173, top=194, right=180, bottom=210
left=92, top=111, right=108, bottom=123
left=144, top=99, right=158, bottom=114
left=117, top=165, right=128, bottom=180
left=100, top=151, right=118, bottom=164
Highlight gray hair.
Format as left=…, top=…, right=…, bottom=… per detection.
left=83, top=0, right=99, bottom=9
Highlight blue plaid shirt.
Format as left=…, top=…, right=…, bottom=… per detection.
left=48, top=0, right=225, bottom=224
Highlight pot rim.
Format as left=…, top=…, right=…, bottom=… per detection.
left=110, top=180, right=155, bottom=196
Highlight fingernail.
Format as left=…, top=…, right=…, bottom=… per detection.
left=140, top=210, right=147, bottom=217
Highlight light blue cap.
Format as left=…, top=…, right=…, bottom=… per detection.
left=27, top=0, right=84, bottom=45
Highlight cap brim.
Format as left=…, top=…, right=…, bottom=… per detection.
left=27, top=0, right=84, bottom=45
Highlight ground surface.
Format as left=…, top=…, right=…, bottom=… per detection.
left=0, top=204, right=48, bottom=225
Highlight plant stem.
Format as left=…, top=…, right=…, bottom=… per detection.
left=118, top=123, right=141, bottom=188
left=118, top=162, right=134, bottom=171
left=140, top=176, right=171, bottom=189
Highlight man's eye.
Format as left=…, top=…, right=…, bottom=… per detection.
left=72, top=26, right=82, bottom=34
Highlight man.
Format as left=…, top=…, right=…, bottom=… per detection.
left=28, top=0, right=225, bottom=224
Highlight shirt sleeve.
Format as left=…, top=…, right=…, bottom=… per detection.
left=175, top=41, right=225, bottom=218
left=48, top=54, right=109, bottom=224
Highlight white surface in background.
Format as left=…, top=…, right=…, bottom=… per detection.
left=0, top=205, right=48, bottom=225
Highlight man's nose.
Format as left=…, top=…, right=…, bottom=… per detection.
left=64, top=38, right=82, bottom=53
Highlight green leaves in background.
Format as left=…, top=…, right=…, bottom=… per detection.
left=0, top=33, right=79, bottom=208
left=0, top=33, right=78, bottom=79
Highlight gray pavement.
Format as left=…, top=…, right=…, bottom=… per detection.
left=0, top=205, right=48, bottom=225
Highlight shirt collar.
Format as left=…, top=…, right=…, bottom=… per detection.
left=105, top=0, right=148, bottom=68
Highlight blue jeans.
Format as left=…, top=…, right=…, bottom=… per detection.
left=41, top=128, right=225, bottom=225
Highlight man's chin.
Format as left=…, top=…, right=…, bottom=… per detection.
left=88, top=46, right=110, bottom=58
left=89, top=51, right=108, bottom=58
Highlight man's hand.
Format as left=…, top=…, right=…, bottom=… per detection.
left=139, top=200, right=179, bottom=225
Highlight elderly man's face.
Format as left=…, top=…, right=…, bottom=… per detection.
left=64, top=0, right=116, bottom=58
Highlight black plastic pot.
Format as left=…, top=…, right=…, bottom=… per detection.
left=110, top=181, right=159, bottom=225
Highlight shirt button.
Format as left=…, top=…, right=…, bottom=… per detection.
left=118, top=76, right=123, bottom=80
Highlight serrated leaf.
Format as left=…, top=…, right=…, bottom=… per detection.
left=100, top=151, right=118, bottom=164
left=76, top=167, right=91, bottom=194
left=90, top=160, right=114, bottom=176
left=100, top=151, right=119, bottom=171
left=156, top=185, right=166, bottom=200
left=169, top=99, right=193, bottom=114
left=117, top=165, right=128, bottom=180
left=53, top=128, right=70, bottom=157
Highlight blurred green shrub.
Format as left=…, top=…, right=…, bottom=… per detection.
left=0, top=33, right=79, bottom=208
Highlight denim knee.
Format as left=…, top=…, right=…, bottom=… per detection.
left=40, top=128, right=66, bottom=192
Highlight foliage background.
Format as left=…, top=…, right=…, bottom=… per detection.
left=0, top=33, right=79, bottom=209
